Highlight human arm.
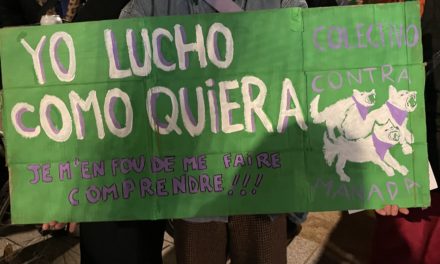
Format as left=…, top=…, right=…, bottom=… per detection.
left=282, top=0, right=308, bottom=8
left=119, top=0, right=153, bottom=19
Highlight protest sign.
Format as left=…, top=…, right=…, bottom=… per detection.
left=0, top=2, right=429, bottom=224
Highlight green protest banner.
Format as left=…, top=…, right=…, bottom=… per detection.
left=0, top=2, right=429, bottom=224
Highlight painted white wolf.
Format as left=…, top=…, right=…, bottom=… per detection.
left=310, top=89, right=376, bottom=140
left=323, top=120, right=408, bottom=182
left=341, top=85, right=417, bottom=155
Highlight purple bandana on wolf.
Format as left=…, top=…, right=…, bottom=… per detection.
left=386, top=102, right=408, bottom=126
left=352, top=96, right=370, bottom=120
left=372, top=133, right=393, bottom=160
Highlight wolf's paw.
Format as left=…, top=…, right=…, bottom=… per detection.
left=385, top=167, right=395, bottom=177
left=399, top=166, right=409, bottom=176
left=406, top=134, right=415, bottom=144
left=402, top=144, right=413, bottom=155
left=340, top=175, right=351, bottom=182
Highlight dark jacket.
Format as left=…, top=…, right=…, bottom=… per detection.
left=73, top=0, right=130, bottom=22
left=306, top=0, right=337, bottom=7
left=0, top=0, right=50, bottom=27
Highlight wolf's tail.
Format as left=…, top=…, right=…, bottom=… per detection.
left=310, top=95, right=324, bottom=123
left=323, top=132, right=337, bottom=166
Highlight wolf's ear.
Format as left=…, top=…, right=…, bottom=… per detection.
left=353, top=89, right=360, bottom=96
left=372, top=121, right=382, bottom=133
left=384, top=119, right=397, bottom=129
left=371, top=89, right=376, bottom=95
left=389, top=85, right=397, bottom=97
left=373, top=120, right=383, bottom=128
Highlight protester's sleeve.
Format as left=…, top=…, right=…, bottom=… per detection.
left=282, top=0, right=309, bottom=8
left=119, top=0, right=153, bottom=18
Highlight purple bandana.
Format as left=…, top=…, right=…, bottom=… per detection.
left=352, top=96, right=370, bottom=120
left=386, top=102, right=408, bottom=126
left=372, top=133, right=393, bottom=160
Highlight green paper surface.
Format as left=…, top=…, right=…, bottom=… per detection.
left=0, top=2, right=429, bottom=224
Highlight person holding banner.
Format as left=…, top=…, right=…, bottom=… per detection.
left=119, top=0, right=307, bottom=263
left=371, top=0, right=440, bottom=263
left=0, top=2, right=166, bottom=264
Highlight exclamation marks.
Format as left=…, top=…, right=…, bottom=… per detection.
left=240, top=174, right=251, bottom=196
left=228, top=174, right=240, bottom=196
left=228, top=174, right=264, bottom=196
left=251, top=174, right=263, bottom=195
